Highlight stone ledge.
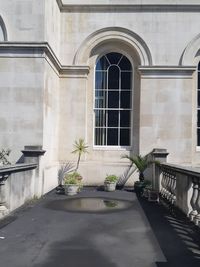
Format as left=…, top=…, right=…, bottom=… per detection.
left=0, top=163, right=38, bottom=175
left=161, top=163, right=200, bottom=178
left=0, top=42, right=90, bottom=78
left=56, top=1, right=200, bottom=13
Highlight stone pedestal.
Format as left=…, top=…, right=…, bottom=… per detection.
left=151, top=148, right=169, bottom=191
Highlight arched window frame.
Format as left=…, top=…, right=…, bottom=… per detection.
left=93, top=52, right=133, bottom=148
left=0, top=16, right=8, bottom=41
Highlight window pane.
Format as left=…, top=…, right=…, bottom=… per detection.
left=95, top=90, right=107, bottom=108
left=121, top=91, right=131, bottom=109
left=95, top=72, right=107, bottom=89
left=95, top=128, right=106, bottom=145
left=96, top=56, right=110, bottom=71
left=106, top=52, right=122, bottom=65
left=198, top=110, right=200, bottom=127
left=95, top=110, right=106, bottom=127
left=119, top=56, right=132, bottom=71
left=198, top=91, right=200, bottom=108
left=107, top=128, right=118, bottom=145
left=198, top=73, right=200, bottom=89
left=108, top=110, right=119, bottom=127
left=120, top=129, right=130, bottom=146
left=108, top=66, right=119, bottom=89
left=120, top=111, right=130, bottom=127
left=108, top=91, right=119, bottom=108
left=121, top=72, right=131, bottom=90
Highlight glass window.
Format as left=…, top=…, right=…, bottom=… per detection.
left=94, top=52, right=132, bottom=146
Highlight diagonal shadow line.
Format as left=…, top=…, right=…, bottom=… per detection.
left=137, top=196, right=200, bottom=267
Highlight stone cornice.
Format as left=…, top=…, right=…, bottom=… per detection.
left=0, top=43, right=196, bottom=78
left=138, top=66, right=196, bottom=78
left=0, top=42, right=90, bottom=78
left=56, top=1, right=200, bottom=13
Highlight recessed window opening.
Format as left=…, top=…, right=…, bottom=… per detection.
left=94, top=52, right=132, bottom=147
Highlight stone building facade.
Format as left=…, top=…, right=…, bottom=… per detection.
left=0, top=0, right=200, bottom=188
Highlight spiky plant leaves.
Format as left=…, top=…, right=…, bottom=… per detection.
left=71, top=138, right=88, bottom=171
left=121, top=154, right=159, bottom=181
left=58, top=162, right=75, bottom=185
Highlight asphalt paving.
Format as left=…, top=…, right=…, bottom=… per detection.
left=0, top=188, right=199, bottom=267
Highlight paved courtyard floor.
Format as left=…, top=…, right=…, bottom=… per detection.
left=0, top=188, right=200, bottom=267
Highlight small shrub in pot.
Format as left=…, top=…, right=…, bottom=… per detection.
left=104, top=175, right=118, bottom=192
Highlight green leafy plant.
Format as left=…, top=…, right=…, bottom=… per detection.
left=64, top=172, right=82, bottom=185
left=72, top=138, right=88, bottom=171
left=105, top=174, right=118, bottom=183
left=0, top=149, right=11, bottom=166
left=122, top=154, right=159, bottom=181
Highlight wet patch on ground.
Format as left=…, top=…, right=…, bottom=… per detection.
left=45, top=197, right=134, bottom=213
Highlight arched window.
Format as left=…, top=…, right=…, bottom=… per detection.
left=197, top=62, right=200, bottom=146
left=0, top=16, right=7, bottom=41
left=94, top=52, right=132, bottom=146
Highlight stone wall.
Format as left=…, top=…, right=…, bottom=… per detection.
left=1, top=1, right=200, bottom=185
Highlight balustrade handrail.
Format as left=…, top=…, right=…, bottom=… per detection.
left=159, top=163, right=200, bottom=179
left=0, top=163, right=37, bottom=175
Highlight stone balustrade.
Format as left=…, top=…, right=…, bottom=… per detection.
left=155, top=162, right=200, bottom=227
left=160, top=165, right=176, bottom=205
left=0, top=146, right=46, bottom=219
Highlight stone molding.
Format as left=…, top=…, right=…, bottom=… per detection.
left=0, top=42, right=197, bottom=78
left=56, top=1, right=200, bottom=13
left=161, top=163, right=200, bottom=178
left=0, top=163, right=37, bottom=175
left=74, top=27, right=153, bottom=66
left=181, top=33, right=200, bottom=66
left=0, top=16, right=7, bottom=41
left=0, top=42, right=90, bottom=78
left=138, top=66, right=196, bottom=78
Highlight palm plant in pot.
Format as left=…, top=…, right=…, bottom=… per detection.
left=104, top=174, right=118, bottom=192
left=122, top=154, right=159, bottom=195
left=64, top=138, right=88, bottom=195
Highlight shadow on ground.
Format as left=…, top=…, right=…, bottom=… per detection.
left=34, top=237, right=117, bottom=267
left=137, top=196, right=200, bottom=267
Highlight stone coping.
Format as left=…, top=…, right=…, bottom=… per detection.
left=0, top=163, right=37, bottom=174
left=57, top=0, right=200, bottom=12
left=161, top=163, right=200, bottom=178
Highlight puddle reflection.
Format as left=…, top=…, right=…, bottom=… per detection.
left=47, top=197, right=133, bottom=213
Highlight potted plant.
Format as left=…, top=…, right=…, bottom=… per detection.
left=122, top=154, right=159, bottom=195
left=70, top=138, right=88, bottom=191
left=104, top=174, right=118, bottom=192
left=64, top=172, right=81, bottom=196
left=72, top=138, right=88, bottom=172
left=56, top=162, right=74, bottom=194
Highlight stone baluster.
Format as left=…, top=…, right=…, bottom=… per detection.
left=171, top=175, right=176, bottom=204
left=165, top=171, right=171, bottom=199
left=189, top=178, right=198, bottom=221
left=167, top=172, right=173, bottom=201
left=161, top=170, right=168, bottom=198
left=194, top=181, right=200, bottom=226
left=160, top=170, right=166, bottom=196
